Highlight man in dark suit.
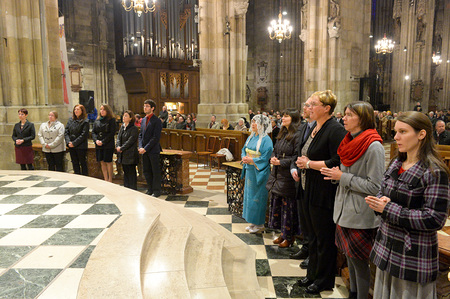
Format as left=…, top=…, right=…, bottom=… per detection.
left=434, top=120, right=450, bottom=145
left=139, top=99, right=163, bottom=197
left=289, top=97, right=316, bottom=268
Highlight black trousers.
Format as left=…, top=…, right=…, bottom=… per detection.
left=45, top=152, right=65, bottom=172
left=122, top=164, right=137, bottom=190
left=142, top=152, right=161, bottom=193
left=296, top=188, right=309, bottom=248
left=20, top=164, right=34, bottom=170
left=304, top=203, right=336, bottom=289
left=69, top=148, right=88, bottom=176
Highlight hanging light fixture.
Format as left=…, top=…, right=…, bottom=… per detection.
left=432, top=52, right=442, bottom=65
left=375, top=33, right=394, bottom=54
left=268, top=4, right=293, bottom=43
left=122, top=0, right=156, bottom=17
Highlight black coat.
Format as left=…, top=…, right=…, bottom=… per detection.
left=266, top=131, right=300, bottom=197
left=297, top=118, right=346, bottom=209
left=116, top=123, right=139, bottom=165
left=65, top=118, right=89, bottom=149
left=434, top=130, right=450, bottom=145
left=92, top=117, right=116, bottom=149
left=12, top=120, right=35, bottom=147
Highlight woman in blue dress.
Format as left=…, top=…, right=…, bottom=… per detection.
left=241, top=114, right=273, bottom=233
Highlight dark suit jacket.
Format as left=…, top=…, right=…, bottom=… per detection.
left=139, top=114, right=162, bottom=154
left=434, top=130, right=450, bottom=145
left=12, top=120, right=35, bottom=147
left=337, top=118, right=344, bottom=125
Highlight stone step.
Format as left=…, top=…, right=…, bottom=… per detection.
left=78, top=207, right=161, bottom=298
left=140, top=200, right=192, bottom=299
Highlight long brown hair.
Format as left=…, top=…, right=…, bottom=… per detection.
left=73, top=104, right=87, bottom=120
left=394, top=111, right=450, bottom=175
left=98, top=104, right=115, bottom=120
left=277, top=109, right=300, bottom=141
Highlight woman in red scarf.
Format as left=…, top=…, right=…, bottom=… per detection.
left=321, top=101, right=384, bottom=299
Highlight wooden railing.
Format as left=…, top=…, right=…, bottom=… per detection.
left=160, top=128, right=250, bottom=162
left=390, top=143, right=450, bottom=166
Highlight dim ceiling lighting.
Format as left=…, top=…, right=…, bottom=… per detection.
left=122, top=0, right=156, bottom=17
left=375, top=33, right=394, bottom=54
left=268, top=4, right=293, bottom=43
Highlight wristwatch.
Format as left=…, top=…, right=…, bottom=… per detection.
left=306, top=160, right=311, bottom=169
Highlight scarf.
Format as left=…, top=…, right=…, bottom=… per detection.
left=338, top=129, right=383, bottom=167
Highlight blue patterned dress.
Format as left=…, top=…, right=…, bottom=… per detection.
left=241, top=135, right=273, bottom=225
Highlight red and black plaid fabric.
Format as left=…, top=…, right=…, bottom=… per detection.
left=335, top=224, right=376, bottom=260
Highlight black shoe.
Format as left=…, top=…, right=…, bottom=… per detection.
left=152, top=192, right=161, bottom=198
left=297, top=277, right=313, bottom=287
left=305, top=283, right=332, bottom=294
left=289, top=247, right=309, bottom=260
left=145, top=190, right=153, bottom=195
left=300, top=256, right=309, bottom=269
left=348, top=291, right=357, bottom=299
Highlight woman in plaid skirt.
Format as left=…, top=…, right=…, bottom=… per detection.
left=321, top=101, right=385, bottom=299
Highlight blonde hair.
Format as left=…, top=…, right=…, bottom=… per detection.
left=312, top=90, right=337, bottom=115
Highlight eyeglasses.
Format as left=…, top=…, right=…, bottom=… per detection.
left=310, top=101, right=324, bottom=107
left=303, top=103, right=311, bottom=108
left=143, top=105, right=151, bottom=108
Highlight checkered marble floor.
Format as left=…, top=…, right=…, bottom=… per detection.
left=0, top=174, right=120, bottom=299
left=0, top=144, right=396, bottom=299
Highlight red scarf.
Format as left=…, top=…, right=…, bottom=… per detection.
left=338, top=129, right=383, bottom=167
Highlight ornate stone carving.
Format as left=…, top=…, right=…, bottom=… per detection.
left=328, top=0, right=340, bottom=21
left=234, top=0, right=249, bottom=17
left=257, top=61, right=267, bottom=83
left=328, top=18, right=341, bottom=39
left=328, top=0, right=340, bottom=38
left=410, top=80, right=424, bottom=101
left=416, top=0, right=426, bottom=20
left=416, top=18, right=425, bottom=42
left=393, top=18, right=401, bottom=43
left=301, top=0, right=308, bottom=30
left=393, top=0, right=402, bottom=19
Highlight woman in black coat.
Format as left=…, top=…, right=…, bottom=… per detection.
left=92, top=104, right=116, bottom=182
left=295, top=90, right=347, bottom=294
left=116, top=110, right=139, bottom=190
left=266, top=109, right=300, bottom=248
left=65, top=105, right=90, bottom=176
left=12, top=108, right=35, bottom=170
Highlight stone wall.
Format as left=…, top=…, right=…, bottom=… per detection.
left=246, top=0, right=304, bottom=112
left=0, top=0, right=65, bottom=170
left=62, top=0, right=128, bottom=114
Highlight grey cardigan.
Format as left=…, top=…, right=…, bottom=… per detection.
left=333, top=141, right=385, bottom=229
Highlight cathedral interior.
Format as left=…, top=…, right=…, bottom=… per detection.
left=0, top=0, right=449, bottom=298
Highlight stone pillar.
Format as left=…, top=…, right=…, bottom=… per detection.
left=196, top=0, right=249, bottom=128
left=0, top=0, right=65, bottom=170
left=303, top=0, right=371, bottom=112
left=390, top=0, right=436, bottom=112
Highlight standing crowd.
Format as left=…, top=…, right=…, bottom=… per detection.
left=12, top=99, right=163, bottom=196
left=240, top=90, right=449, bottom=299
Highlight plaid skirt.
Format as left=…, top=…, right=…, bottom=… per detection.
left=335, top=224, right=376, bottom=260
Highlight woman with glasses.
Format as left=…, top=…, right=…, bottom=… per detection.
left=295, top=90, right=347, bottom=294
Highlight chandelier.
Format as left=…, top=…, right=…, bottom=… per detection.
left=432, top=52, right=442, bottom=65
left=375, top=34, right=394, bottom=54
left=268, top=8, right=293, bottom=43
left=122, top=0, right=156, bottom=17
